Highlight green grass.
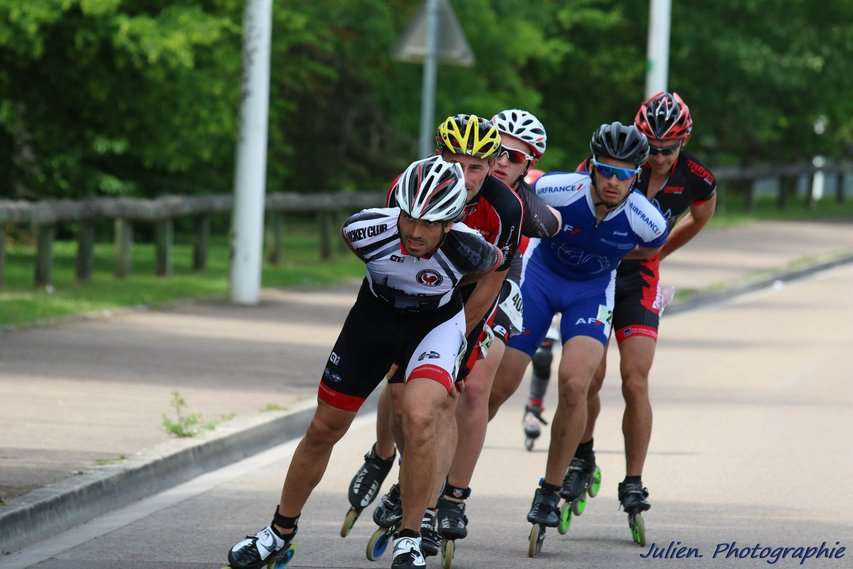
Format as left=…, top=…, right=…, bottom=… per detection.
left=95, top=455, right=127, bottom=466
left=161, top=391, right=236, bottom=438
left=0, top=220, right=363, bottom=327
left=709, top=194, right=853, bottom=228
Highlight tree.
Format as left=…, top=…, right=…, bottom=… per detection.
left=0, top=0, right=242, bottom=199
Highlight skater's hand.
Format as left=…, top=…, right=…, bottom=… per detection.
left=384, top=364, right=399, bottom=380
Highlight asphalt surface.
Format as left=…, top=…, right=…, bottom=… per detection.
left=3, top=262, right=853, bottom=568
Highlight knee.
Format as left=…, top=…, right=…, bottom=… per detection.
left=402, top=406, right=436, bottom=447
left=621, top=371, right=649, bottom=404
left=558, top=373, right=590, bottom=406
left=304, top=414, right=347, bottom=448
left=531, top=345, right=554, bottom=378
left=462, top=375, right=490, bottom=406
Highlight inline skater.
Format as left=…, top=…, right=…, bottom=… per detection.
left=351, top=114, right=523, bottom=562
left=575, top=92, right=717, bottom=544
left=486, top=122, right=667, bottom=556
left=436, top=109, right=561, bottom=549
left=225, top=155, right=503, bottom=569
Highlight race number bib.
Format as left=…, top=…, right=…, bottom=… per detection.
left=498, top=280, right=525, bottom=335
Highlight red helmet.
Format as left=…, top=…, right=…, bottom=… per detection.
left=634, top=91, right=693, bottom=141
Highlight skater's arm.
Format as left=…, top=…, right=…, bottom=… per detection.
left=623, top=246, right=662, bottom=261
left=659, top=194, right=716, bottom=261
left=462, top=268, right=506, bottom=335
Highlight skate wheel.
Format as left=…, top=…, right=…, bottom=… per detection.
left=366, top=527, right=391, bottom=561
left=558, top=502, right=572, bottom=535
left=524, top=437, right=535, bottom=451
left=629, top=513, right=646, bottom=546
left=572, top=494, right=587, bottom=516
left=588, top=466, right=602, bottom=497
left=527, top=524, right=546, bottom=557
left=441, top=539, right=455, bottom=569
left=340, top=507, right=360, bottom=538
left=267, top=544, right=296, bottom=568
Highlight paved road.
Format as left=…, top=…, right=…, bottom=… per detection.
left=2, top=220, right=851, bottom=503
left=4, top=262, right=851, bottom=569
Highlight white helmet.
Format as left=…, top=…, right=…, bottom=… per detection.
left=491, top=109, right=547, bottom=158
left=395, top=155, right=467, bottom=222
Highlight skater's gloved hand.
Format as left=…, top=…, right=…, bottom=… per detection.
left=657, top=285, right=676, bottom=315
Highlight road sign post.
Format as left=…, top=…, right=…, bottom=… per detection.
left=393, top=0, right=474, bottom=157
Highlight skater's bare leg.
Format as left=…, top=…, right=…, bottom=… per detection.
left=544, top=337, right=603, bottom=486
left=399, top=378, right=454, bottom=532
left=276, top=401, right=357, bottom=533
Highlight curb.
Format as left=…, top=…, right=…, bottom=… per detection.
left=0, top=396, right=377, bottom=555
left=2, top=253, right=852, bottom=555
left=666, top=251, right=853, bottom=316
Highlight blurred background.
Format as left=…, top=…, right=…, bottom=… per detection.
left=1, top=0, right=851, bottom=323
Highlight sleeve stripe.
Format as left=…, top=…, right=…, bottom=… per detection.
left=433, top=251, right=459, bottom=288
left=346, top=211, right=387, bottom=224
left=364, top=241, right=402, bottom=263
left=359, top=233, right=399, bottom=256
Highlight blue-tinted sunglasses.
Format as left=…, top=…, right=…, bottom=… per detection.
left=592, top=159, right=640, bottom=181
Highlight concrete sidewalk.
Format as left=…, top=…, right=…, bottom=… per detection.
left=1, top=219, right=852, bottom=554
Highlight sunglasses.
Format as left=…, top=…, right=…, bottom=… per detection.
left=648, top=143, right=681, bottom=156
left=497, top=145, right=534, bottom=164
left=592, top=159, right=639, bottom=181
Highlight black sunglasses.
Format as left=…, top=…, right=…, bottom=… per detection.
left=648, top=143, right=681, bottom=156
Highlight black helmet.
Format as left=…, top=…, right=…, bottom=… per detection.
left=589, top=121, right=650, bottom=166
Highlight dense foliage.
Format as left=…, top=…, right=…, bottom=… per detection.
left=1, top=0, right=850, bottom=199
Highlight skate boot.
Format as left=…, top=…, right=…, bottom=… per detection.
left=391, top=533, right=426, bottom=568
left=618, top=479, right=651, bottom=546
left=365, top=483, right=403, bottom=561
left=526, top=481, right=560, bottom=558
left=526, top=483, right=560, bottom=527
left=227, top=508, right=297, bottom=569
left=557, top=456, right=602, bottom=534
left=419, top=509, right=440, bottom=558
left=436, top=496, right=468, bottom=540
left=522, top=404, right=548, bottom=451
left=373, top=483, right=403, bottom=527
left=341, top=444, right=395, bottom=537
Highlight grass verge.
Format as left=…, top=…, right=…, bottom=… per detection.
left=0, top=222, right=363, bottom=327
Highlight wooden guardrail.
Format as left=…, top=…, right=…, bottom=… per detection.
left=714, top=162, right=849, bottom=211
left=0, top=192, right=382, bottom=289
left=0, top=161, right=849, bottom=289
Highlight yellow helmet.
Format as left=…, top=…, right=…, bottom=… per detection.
left=436, top=114, right=501, bottom=159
